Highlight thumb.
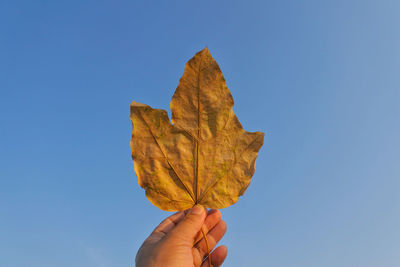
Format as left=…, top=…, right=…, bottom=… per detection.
left=167, top=205, right=206, bottom=243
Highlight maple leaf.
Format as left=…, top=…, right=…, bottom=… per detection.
left=130, top=47, right=264, bottom=211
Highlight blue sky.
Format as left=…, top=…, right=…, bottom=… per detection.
left=1, top=1, right=399, bottom=266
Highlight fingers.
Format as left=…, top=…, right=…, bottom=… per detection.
left=193, top=220, right=227, bottom=264
left=144, top=211, right=185, bottom=244
left=148, top=207, right=219, bottom=246
left=153, top=211, right=185, bottom=235
left=166, top=205, right=207, bottom=244
left=200, top=245, right=228, bottom=267
left=194, top=209, right=221, bottom=244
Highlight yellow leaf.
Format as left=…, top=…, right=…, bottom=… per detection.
left=130, top=47, right=264, bottom=211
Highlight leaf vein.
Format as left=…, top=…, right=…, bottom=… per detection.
left=137, top=108, right=196, bottom=203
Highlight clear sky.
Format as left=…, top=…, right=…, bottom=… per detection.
left=1, top=1, right=399, bottom=266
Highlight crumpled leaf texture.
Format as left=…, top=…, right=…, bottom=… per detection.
left=130, top=48, right=264, bottom=211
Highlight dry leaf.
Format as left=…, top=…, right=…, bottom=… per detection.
left=130, top=47, right=264, bottom=211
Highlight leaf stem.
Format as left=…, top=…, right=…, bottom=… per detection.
left=201, top=226, right=212, bottom=267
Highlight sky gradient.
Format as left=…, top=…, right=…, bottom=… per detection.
left=1, top=1, right=399, bottom=266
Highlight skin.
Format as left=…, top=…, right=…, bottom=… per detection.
left=136, top=205, right=228, bottom=267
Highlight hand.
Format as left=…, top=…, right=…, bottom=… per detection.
left=136, top=205, right=228, bottom=267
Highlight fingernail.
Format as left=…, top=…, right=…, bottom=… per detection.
left=208, top=209, right=218, bottom=214
left=189, top=205, right=204, bottom=215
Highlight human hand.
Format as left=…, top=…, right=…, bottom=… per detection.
left=136, top=205, right=228, bottom=267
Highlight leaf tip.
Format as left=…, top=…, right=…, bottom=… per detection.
left=198, top=46, right=211, bottom=56
left=131, top=100, right=148, bottom=107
